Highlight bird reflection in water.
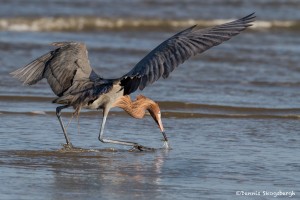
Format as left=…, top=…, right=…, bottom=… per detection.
left=48, top=149, right=169, bottom=199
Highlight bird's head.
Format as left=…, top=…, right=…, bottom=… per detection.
left=136, top=95, right=168, bottom=144
left=148, top=103, right=164, bottom=133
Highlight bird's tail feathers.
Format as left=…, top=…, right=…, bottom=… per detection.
left=10, top=52, right=52, bottom=85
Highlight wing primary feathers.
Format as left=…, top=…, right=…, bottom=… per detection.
left=120, top=13, right=255, bottom=95
left=11, top=42, right=100, bottom=97
left=11, top=13, right=255, bottom=98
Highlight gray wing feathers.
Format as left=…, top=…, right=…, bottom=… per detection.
left=121, top=13, right=255, bottom=95
left=11, top=42, right=97, bottom=96
left=10, top=52, right=52, bottom=85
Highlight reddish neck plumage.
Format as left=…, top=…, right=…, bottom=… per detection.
left=113, top=95, right=159, bottom=119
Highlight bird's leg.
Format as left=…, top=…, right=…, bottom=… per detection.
left=56, top=105, right=72, bottom=148
left=98, top=108, right=151, bottom=151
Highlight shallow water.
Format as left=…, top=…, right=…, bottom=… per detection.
left=1, top=114, right=300, bottom=200
left=1, top=1, right=300, bottom=200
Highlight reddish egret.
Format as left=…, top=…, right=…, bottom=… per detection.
left=11, top=13, right=255, bottom=150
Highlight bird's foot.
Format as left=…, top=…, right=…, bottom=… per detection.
left=61, top=143, right=74, bottom=150
left=129, top=144, right=155, bottom=152
left=59, top=143, right=87, bottom=152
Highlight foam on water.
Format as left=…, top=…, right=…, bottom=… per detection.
left=1, top=17, right=300, bottom=32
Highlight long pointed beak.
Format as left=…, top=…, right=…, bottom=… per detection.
left=158, top=118, right=170, bottom=149
left=149, top=109, right=170, bottom=148
left=157, top=115, right=168, bottom=142
left=162, top=131, right=168, bottom=142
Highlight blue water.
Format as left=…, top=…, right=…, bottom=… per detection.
left=0, top=1, right=300, bottom=200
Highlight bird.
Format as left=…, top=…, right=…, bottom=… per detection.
left=11, top=13, right=255, bottom=150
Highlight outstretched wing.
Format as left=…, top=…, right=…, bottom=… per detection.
left=120, top=13, right=255, bottom=95
left=11, top=42, right=99, bottom=96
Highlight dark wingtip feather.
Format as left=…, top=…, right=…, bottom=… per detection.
left=239, top=12, right=256, bottom=26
